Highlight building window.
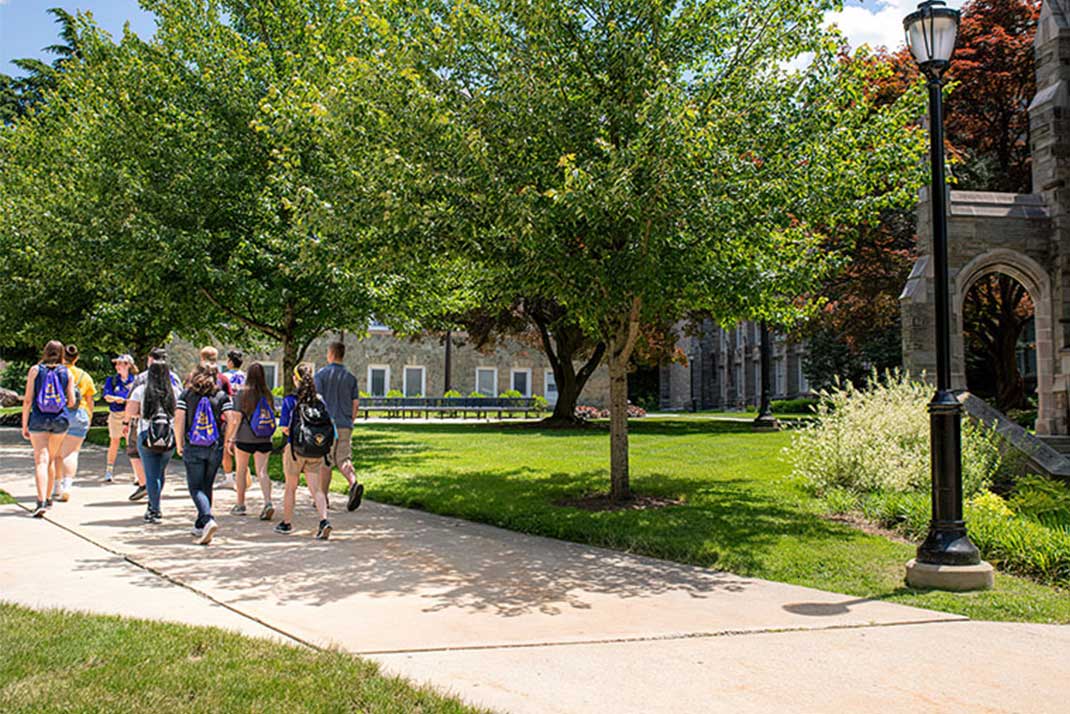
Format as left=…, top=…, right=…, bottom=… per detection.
left=735, top=364, right=744, bottom=403
left=510, top=368, right=532, bottom=396
left=368, top=318, right=391, bottom=332
left=261, top=362, right=279, bottom=391
left=403, top=366, right=425, bottom=397
left=544, top=370, right=558, bottom=405
left=798, top=359, right=809, bottom=394
left=754, top=362, right=761, bottom=405
left=475, top=367, right=497, bottom=396
left=367, top=365, right=390, bottom=397
left=736, top=328, right=745, bottom=348
left=775, top=359, right=786, bottom=397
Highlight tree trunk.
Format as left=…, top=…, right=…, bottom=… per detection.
left=608, top=352, right=631, bottom=501
left=281, top=335, right=299, bottom=392
left=994, top=326, right=1025, bottom=411
left=532, top=312, right=606, bottom=426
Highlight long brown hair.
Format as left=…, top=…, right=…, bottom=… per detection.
left=41, top=341, right=64, bottom=365
left=293, top=362, right=318, bottom=405
left=189, top=364, right=219, bottom=397
left=239, top=362, right=273, bottom=419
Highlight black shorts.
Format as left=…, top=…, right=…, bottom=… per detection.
left=236, top=441, right=273, bottom=454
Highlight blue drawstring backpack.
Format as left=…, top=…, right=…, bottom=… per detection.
left=188, top=397, right=219, bottom=447
left=36, top=366, right=66, bottom=415
left=250, top=396, right=277, bottom=438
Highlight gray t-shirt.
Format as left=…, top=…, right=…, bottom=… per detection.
left=313, top=363, right=360, bottom=427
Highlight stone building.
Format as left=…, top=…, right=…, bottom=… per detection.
left=658, top=319, right=810, bottom=411
left=170, top=325, right=611, bottom=408
left=902, top=0, right=1070, bottom=436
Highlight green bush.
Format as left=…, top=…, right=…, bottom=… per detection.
left=498, top=389, right=523, bottom=398
left=386, top=389, right=404, bottom=398
left=0, top=360, right=31, bottom=391
left=823, top=485, right=1070, bottom=586
left=770, top=396, right=819, bottom=414
left=967, top=491, right=1070, bottom=586
left=1009, top=475, right=1070, bottom=530
left=468, top=391, right=486, bottom=398
left=359, top=390, right=370, bottom=399
left=787, top=371, right=1003, bottom=497
left=533, top=394, right=549, bottom=411
left=443, top=390, right=461, bottom=398
left=272, top=385, right=285, bottom=398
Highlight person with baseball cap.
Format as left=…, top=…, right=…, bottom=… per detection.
left=102, top=354, right=137, bottom=483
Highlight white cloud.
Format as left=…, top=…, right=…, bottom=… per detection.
left=827, top=1, right=968, bottom=53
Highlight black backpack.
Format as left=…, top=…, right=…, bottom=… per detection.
left=144, top=403, right=176, bottom=453
left=291, top=398, right=334, bottom=459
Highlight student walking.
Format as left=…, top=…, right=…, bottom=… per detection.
left=102, top=354, right=136, bottom=483
left=21, top=341, right=75, bottom=517
left=55, top=344, right=95, bottom=502
left=314, top=341, right=364, bottom=512
left=225, top=362, right=276, bottom=520
left=276, top=363, right=334, bottom=539
left=125, top=348, right=182, bottom=502
left=198, top=346, right=236, bottom=488
left=126, top=361, right=180, bottom=523
left=175, top=364, right=232, bottom=545
left=221, top=349, right=247, bottom=487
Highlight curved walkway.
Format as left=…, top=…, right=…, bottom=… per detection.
left=0, top=429, right=1066, bottom=713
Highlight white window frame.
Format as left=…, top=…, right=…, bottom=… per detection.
left=260, top=361, right=280, bottom=391
left=544, top=369, right=558, bottom=405
left=367, top=364, right=391, bottom=397
left=510, top=367, right=532, bottom=397
left=403, top=365, right=426, bottom=397
left=475, top=367, right=498, bottom=396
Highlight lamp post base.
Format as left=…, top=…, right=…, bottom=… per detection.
left=905, top=558, right=994, bottom=592
left=752, top=414, right=781, bottom=432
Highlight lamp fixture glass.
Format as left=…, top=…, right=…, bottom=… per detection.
left=903, top=1, right=961, bottom=73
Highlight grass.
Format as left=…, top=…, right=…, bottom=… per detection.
left=0, top=602, right=486, bottom=714
left=313, top=419, right=1069, bottom=624
left=0, top=489, right=13, bottom=505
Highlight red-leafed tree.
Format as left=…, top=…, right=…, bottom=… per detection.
left=804, top=0, right=1040, bottom=403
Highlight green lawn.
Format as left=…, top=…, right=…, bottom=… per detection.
left=0, top=602, right=486, bottom=714
left=309, top=419, right=1069, bottom=624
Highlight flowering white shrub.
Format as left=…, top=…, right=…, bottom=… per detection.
left=787, top=371, right=1002, bottom=497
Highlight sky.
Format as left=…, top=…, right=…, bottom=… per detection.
left=0, top=0, right=970, bottom=78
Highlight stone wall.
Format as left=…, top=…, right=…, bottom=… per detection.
left=660, top=320, right=811, bottom=411
left=169, top=331, right=610, bottom=407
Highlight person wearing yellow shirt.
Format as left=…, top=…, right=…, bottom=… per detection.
left=55, top=344, right=95, bottom=502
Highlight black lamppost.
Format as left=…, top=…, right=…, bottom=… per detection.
left=903, top=1, right=992, bottom=590
left=753, top=322, right=779, bottom=431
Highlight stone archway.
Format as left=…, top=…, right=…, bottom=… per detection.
left=953, top=249, right=1054, bottom=433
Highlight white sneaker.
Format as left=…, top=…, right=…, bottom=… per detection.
left=104, top=470, right=113, bottom=483
left=191, top=526, right=204, bottom=538
left=197, top=519, right=218, bottom=545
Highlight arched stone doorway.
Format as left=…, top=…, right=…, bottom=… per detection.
left=954, top=251, right=1051, bottom=430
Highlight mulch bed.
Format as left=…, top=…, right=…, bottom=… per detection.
left=555, top=493, right=683, bottom=512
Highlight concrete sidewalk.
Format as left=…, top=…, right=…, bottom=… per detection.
left=1, top=429, right=1067, bottom=713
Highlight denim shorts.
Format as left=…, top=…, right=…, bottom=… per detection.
left=66, top=408, right=90, bottom=439
left=27, top=411, right=70, bottom=434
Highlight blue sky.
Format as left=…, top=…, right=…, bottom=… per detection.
left=1, top=0, right=969, bottom=78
